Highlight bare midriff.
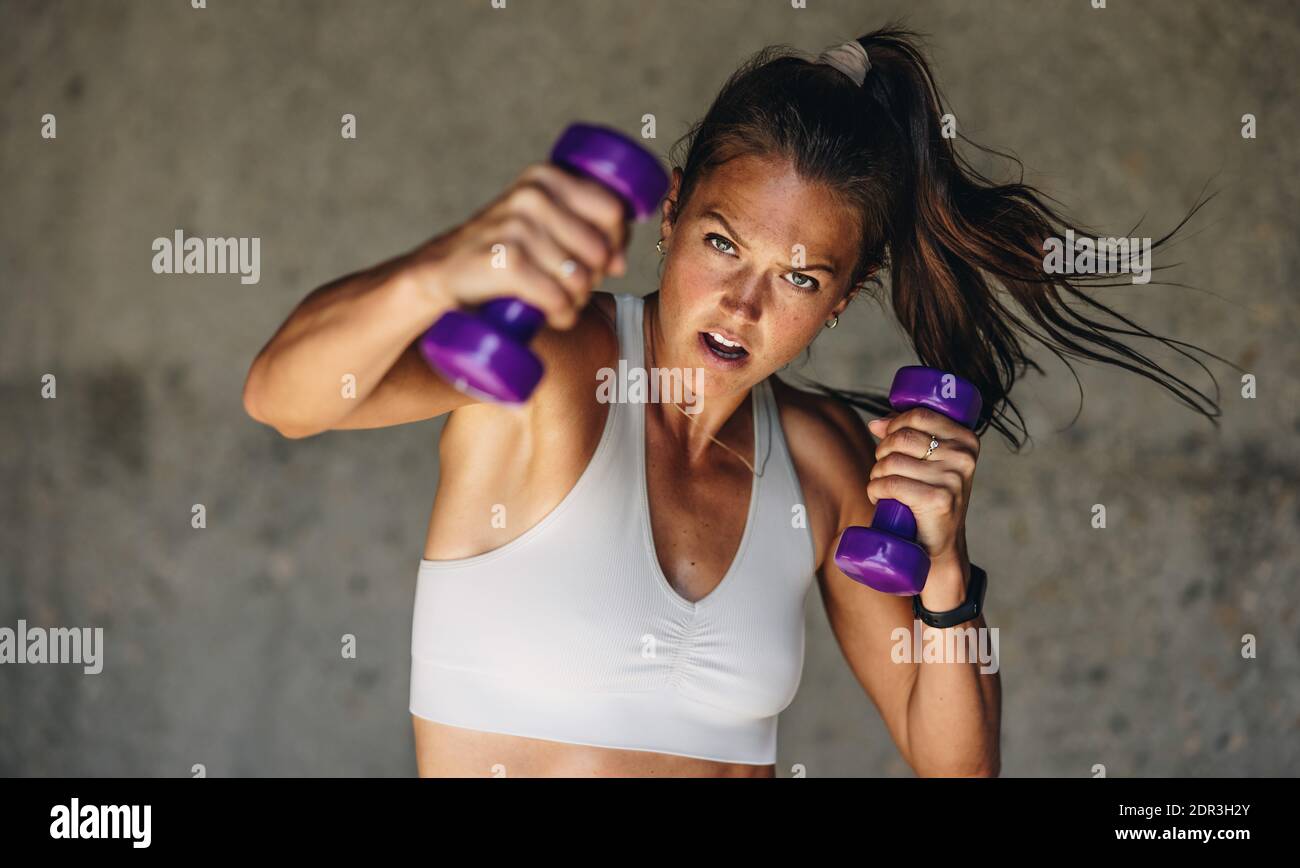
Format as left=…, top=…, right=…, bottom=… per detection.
left=412, top=715, right=775, bottom=778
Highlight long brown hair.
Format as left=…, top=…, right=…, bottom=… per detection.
left=665, top=24, right=1233, bottom=450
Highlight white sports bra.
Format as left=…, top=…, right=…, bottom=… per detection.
left=409, top=291, right=817, bottom=765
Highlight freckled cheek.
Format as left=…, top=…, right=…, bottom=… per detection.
left=765, top=335, right=811, bottom=362
left=665, top=250, right=731, bottom=315
left=760, top=311, right=822, bottom=362
left=672, top=247, right=725, bottom=290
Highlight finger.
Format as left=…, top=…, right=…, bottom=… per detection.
left=502, top=180, right=616, bottom=283
left=874, top=426, right=941, bottom=462
left=501, top=244, right=580, bottom=329
left=865, top=415, right=895, bottom=440
left=876, top=427, right=978, bottom=473
left=493, top=213, right=595, bottom=308
left=868, top=453, right=966, bottom=495
left=865, top=474, right=958, bottom=515
left=882, top=407, right=980, bottom=453
left=515, top=164, right=627, bottom=275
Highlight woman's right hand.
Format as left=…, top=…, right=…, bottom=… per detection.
left=405, top=161, right=632, bottom=331
left=243, top=161, right=633, bottom=438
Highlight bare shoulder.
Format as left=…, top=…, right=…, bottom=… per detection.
left=441, top=291, right=618, bottom=438
left=768, top=376, right=878, bottom=565
left=528, top=290, right=617, bottom=372
left=516, top=290, right=619, bottom=429
left=770, top=377, right=876, bottom=478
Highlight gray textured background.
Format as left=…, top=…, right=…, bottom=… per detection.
left=2, top=0, right=1297, bottom=777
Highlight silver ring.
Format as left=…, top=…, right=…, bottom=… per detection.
left=559, top=259, right=578, bottom=277
left=924, top=435, right=939, bottom=460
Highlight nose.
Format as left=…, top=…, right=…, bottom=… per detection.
left=717, top=277, right=763, bottom=324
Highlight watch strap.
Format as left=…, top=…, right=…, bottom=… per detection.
left=913, top=563, right=987, bottom=628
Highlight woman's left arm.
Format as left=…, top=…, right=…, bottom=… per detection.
left=814, top=400, right=1001, bottom=777
left=864, top=406, right=1001, bottom=777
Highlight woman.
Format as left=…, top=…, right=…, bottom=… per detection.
left=242, top=27, right=1220, bottom=777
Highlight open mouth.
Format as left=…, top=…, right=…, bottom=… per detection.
left=699, top=330, right=749, bottom=362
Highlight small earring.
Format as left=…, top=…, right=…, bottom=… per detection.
left=656, top=239, right=665, bottom=255
left=824, top=315, right=839, bottom=329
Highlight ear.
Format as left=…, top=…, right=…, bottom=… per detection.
left=833, top=281, right=864, bottom=316
left=659, top=167, right=683, bottom=248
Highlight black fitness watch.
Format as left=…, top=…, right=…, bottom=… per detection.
left=912, top=563, right=987, bottom=628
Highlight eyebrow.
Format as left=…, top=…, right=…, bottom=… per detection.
left=700, top=209, right=838, bottom=275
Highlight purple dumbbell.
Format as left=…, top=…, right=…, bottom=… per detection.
left=833, top=366, right=983, bottom=595
left=417, top=123, right=670, bottom=404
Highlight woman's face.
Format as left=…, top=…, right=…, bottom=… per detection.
left=656, top=153, right=862, bottom=399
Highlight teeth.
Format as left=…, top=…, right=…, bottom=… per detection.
left=709, top=331, right=742, bottom=349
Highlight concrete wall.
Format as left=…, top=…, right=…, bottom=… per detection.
left=1, top=0, right=1296, bottom=776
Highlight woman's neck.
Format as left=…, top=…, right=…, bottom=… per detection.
left=642, top=291, right=758, bottom=472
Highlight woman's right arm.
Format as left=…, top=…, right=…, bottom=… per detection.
left=242, top=162, right=630, bottom=438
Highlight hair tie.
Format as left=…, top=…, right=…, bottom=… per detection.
left=815, top=39, right=871, bottom=87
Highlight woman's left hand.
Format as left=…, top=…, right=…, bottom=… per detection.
left=865, top=408, right=981, bottom=584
